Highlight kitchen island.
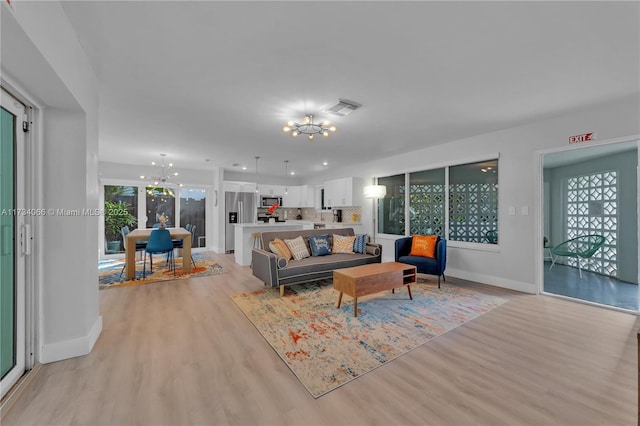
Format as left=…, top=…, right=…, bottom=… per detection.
left=233, top=222, right=304, bottom=266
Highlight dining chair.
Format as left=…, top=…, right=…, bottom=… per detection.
left=119, top=226, right=148, bottom=278
left=172, top=225, right=197, bottom=268
left=143, top=229, right=175, bottom=278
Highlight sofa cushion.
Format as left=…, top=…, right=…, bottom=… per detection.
left=276, top=256, right=288, bottom=269
left=284, top=236, right=311, bottom=260
left=353, top=234, right=367, bottom=254
left=268, top=238, right=292, bottom=261
left=333, top=234, right=356, bottom=254
left=308, top=234, right=332, bottom=256
left=410, top=235, right=438, bottom=258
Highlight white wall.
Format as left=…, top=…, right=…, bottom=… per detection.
left=304, top=95, right=640, bottom=294
left=2, top=1, right=101, bottom=362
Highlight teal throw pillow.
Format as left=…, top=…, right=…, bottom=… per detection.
left=308, top=235, right=331, bottom=256
left=353, top=234, right=367, bottom=254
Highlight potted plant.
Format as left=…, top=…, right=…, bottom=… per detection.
left=104, top=200, right=137, bottom=254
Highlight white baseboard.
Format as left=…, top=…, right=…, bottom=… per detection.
left=446, top=268, right=537, bottom=294
left=39, top=316, right=102, bottom=364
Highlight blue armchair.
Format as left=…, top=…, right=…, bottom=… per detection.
left=395, top=236, right=447, bottom=288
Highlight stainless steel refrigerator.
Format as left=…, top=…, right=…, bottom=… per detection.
left=225, top=191, right=257, bottom=253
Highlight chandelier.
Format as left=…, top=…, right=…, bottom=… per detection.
left=140, top=154, right=182, bottom=195
left=282, top=114, right=336, bottom=140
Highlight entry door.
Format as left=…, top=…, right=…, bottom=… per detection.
left=1, top=88, right=27, bottom=398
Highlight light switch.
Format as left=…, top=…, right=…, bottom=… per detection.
left=508, top=206, right=516, bottom=216
left=521, top=206, right=530, bottom=216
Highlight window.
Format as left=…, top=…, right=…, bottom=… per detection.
left=449, top=160, right=499, bottom=243
left=566, top=171, right=617, bottom=276
left=409, top=168, right=445, bottom=236
left=378, top=174, right=405, bottom=235
left=377, top=158, right=499, bottom=244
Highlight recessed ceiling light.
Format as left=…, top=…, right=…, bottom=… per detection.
left=242, top=166, right=247, bottom=170
left=322, top=162, right=328, bottom=166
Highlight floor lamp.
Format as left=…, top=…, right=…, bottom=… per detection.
left=364, top=184, right=386, bottom=243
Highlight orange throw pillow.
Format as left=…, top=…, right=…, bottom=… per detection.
left=409, top=235, right=438, bottom=258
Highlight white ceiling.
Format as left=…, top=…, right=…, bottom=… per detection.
left=60, top=1, right=639, bottom=181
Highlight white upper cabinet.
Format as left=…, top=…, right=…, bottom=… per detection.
left=224, top=181, right=258, bottom=193
left=282, top=186, right=301, bottom=207
left=324, top=177, right=362, bottom=207
left=259, top=184, right=286, bottom=197
left=281, top=185, right=317, bottom=207
left=302, top=185, right=316, bottom=207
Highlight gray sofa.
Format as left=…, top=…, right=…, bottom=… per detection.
left=252, top=227, right=382, bottom=296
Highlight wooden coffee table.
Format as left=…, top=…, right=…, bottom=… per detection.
left=333, top=262, right=417, bottom=317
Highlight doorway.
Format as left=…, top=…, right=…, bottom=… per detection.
left=541, top=139, right=639, bottom=311
left=0, top=88, right=28, bottom=398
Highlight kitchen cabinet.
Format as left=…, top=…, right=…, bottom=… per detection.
left=324, top=177, right=362, bottom=207
left=300, top=185, right=316, bottom=207
left=281, top=185, right=316, bottom=207
left=259, top=184, right=285, bottom=197
left=282, top=186, right=301, bottom=207
left=224, top=181, right=258, bottom=194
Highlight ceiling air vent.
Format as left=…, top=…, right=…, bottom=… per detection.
left=324, top=99, right=361, bottom=116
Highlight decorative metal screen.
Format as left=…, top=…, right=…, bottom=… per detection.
left=448, top=183, right=499, bottom=242
left=566, top=171, right=617, bottom=276
left=409, top=184, right=445, bottom=236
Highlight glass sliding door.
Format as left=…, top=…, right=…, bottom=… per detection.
left=146, top=186, right=176, bottom=228
left=179, top=188, right=206, bottom=247
left=1, top=90, right=26, bottom=398
left=104, top=185, right=139, bottom=254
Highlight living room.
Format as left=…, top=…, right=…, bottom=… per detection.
left=1, top=1, right=639, bottom=425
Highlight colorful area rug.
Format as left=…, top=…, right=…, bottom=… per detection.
left=232, top=281, right=507, bottom=398
left=98, top=251, right=224, bottom=290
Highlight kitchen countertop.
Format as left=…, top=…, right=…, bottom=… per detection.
left=287, top=219, right=362, bottom=228
left=233, top=221, right=362, bottom=228
left=233, top=222, right=300, bottom=228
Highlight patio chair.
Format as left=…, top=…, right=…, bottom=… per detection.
left=549, top=234, right=605, bottom=278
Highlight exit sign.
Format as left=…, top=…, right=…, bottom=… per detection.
left=569, top=132, right=595, bottom=144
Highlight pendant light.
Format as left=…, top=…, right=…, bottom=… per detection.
left=255, top=156, right=260, bottom=193
left=284, top=160, right=289, bottom=195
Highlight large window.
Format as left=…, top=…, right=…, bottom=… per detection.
left=449, top=160, right=499, bottom=243
left=377, top=159, right=499, bottom=244
left=378, top=174, right=405, bottom=235
left=409, top=168, right=445, bottom=236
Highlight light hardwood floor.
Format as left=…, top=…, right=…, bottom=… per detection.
left=3, top=253, right=638, bottom=426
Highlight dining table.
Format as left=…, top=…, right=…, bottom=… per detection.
left=124, top=227, right=192, bottom=280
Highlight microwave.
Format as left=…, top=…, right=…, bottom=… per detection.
left=261, top=196, right=283, bottom=208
